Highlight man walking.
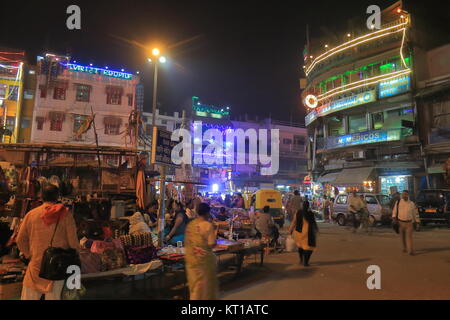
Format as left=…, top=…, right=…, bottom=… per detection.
left=286, top=190, right=303, bottom=222
left=392, top=190, right=420, bottom=256
left=348, top=191, right=363, bottom=233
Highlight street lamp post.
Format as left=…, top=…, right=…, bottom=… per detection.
left=148, top=49, right=168, bottom=247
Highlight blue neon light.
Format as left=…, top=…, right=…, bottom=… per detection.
left=66, top=63, right=133, bottom=80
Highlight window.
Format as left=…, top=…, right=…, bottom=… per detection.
left=365, top=195, right=378, bottom=205
left=5, top=117, right=15, bottom=133
left=283, top=138, right=292, bottom=145
left=293, top=135, right=305, bottom=150
left=73, top=115, right=88, bottom=140
left=0, top=85, right=6, bottom=98
left=53, top=87, right=66, bottom=100
left=161, top=120, right=167, bottom=125
left=328, top=116, right=345, bottom=136
left=48, top=112, right=65, bottom=131
left=371, top=107, right=414, bottom=130
left=8, top=86, right=19, bottom=101
left=104, top=116, right=122, bottom=135
left=36, top=117, right=45, bottom=130
left=39, top=85, right=47, bottom=98
left=127, top=94, right=133, bottom=106
left=106, top=86, right=123, bottom=105
left=75, top=84, right=91, bottom=102
left=21, top=118, right=31, bottom=129
left=348, top=114, right=367, bottom=133
left=336, top=195, right=347, bottom=204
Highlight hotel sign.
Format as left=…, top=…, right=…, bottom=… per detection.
left=325, top=129, right=403, bottom=149
left=378, top=75, right=411, bottom=98
left=67, top=63, right=133, bottom=80
left=305, top=90, right=376, bottom=126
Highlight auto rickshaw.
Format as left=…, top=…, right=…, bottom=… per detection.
left=253, top=189, right=285, bottom=227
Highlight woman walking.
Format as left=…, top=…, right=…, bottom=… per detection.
left=184, top=203, right=218, bottom=300
left=289, top=200, right=318, bottom=267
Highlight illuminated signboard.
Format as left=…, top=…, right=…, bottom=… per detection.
left=378, top=75, right=411, bottom=98
left=325, top=129, right=404, bottom=149
left=305, top=90, right=376, bottom=126
left=67, top=63, right=133, bottom=80
left=192, top=96, right=230, bottom=119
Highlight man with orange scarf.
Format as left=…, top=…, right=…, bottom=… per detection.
left=17, top=185, right=79, bottom=300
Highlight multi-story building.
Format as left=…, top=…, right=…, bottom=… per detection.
left=31, top=53, right=140, bottom=148
left=416, top=43, right=450, bottom=189
left=0, top=49, right=36, bottom=143
left=231, top=118, right=308, bottom=192
left=303, top=2, right=435, bottom=197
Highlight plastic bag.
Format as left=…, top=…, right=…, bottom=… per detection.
left=285, top=235, right=297, bottom=252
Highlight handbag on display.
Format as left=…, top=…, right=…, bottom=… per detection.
left=90, top=239, right=123, bottom=254
left=39, top=218, right=81, bottom=281
left=79, top=250, right=102, bottom=274
left=124, top=245, right=158, bottom=265
left=100, top=248, right=126, bottom=271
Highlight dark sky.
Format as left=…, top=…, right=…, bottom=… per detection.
left=0, top=0, right=434, bottom=122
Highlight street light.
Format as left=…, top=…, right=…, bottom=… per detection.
left=152, top=48, right=160, bottom=56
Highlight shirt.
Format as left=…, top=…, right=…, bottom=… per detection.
left=255, top=213, right=275, bottom=237
left=392, top=199, right=420, bottom=222
left=348, top=195, right=364, bottom=213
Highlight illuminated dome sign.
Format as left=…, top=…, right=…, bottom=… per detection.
left=305, top=94, right=318, bottom=109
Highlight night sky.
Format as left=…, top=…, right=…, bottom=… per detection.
left=1, top=0, right=441, bottom=123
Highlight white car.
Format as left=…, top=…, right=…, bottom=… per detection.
left=332, top=193, right=391, bottom=226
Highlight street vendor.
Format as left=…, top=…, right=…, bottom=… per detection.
left=216, top=207, right=228, bottom=221
left=165, top=200, right=189, bottom=245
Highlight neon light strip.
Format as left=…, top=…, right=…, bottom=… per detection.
left=317, top=70, right=411, bottom=102
left=305, top=20, right=409, bottom=76
left=318, top=69, right=409, bottom=99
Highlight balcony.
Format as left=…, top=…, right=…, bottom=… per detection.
left=305, top=18, right=408, bottom=81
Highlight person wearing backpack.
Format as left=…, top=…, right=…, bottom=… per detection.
left=392, top=190, right=420, bottom=256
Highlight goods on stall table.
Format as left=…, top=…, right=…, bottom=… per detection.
left=215, top=239, right=245, bottom=252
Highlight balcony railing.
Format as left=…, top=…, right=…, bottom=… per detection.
left=305, top=18, right=408, bottom=81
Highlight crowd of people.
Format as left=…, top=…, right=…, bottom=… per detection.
left=11, top=184, right=423, bottom=301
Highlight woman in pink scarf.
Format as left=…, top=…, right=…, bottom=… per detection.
left=16, top=185, right=79, bottom=300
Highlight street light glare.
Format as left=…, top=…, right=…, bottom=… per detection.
left=159, top=56, right=167, bottom=63
left=152, top=48, right=160, bottom=56
left=147, top=58, right=152, bottom=63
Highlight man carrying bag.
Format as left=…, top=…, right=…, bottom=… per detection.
left=392, top=190, right=420, bottom=256
left=16, top=185, right=80, bottom=300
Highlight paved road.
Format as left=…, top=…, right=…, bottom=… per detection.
left=220, top=223, right=450, bottom=300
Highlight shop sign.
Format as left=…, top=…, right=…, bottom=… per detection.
left=305, top=90, right=376, bottom=126
left=151, top=127, right=178, bottom=166
left=67, top=63, right=133, bottom=80
left=325, top=128, right=402, bottom=149
left=378, top=75, right=411, bottom=98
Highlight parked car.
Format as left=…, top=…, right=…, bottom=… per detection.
left=332, top=193, right=391, bottom=226
left=416, top=189, right=450, bottom=227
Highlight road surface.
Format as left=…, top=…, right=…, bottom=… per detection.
left=220, top=223, right=450, bottom=300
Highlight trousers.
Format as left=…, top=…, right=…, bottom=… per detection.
left=21, top=280, right=65, bottom=300
left=399, top=221, right=414, bottom=254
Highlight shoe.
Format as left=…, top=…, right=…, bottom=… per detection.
left=409, top=252, right=415, bottom=256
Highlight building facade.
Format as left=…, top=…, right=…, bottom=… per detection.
left=31, top=54, right=140, bottom=148
left=303, top=3, right=422, bottom=197
left=0, top=49, right=36, bottom=143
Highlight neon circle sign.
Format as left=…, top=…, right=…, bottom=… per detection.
left=305, top=95, right=318, bottom=109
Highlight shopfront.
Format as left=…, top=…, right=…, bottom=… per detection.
left=379, top=175, right=412, bottom=195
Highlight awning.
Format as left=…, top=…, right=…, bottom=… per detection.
left=333, top=167, right=374, bottom=186
left=416, top=82, right=450, bottom=98
left=316, top=172, right=340, bottom=184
